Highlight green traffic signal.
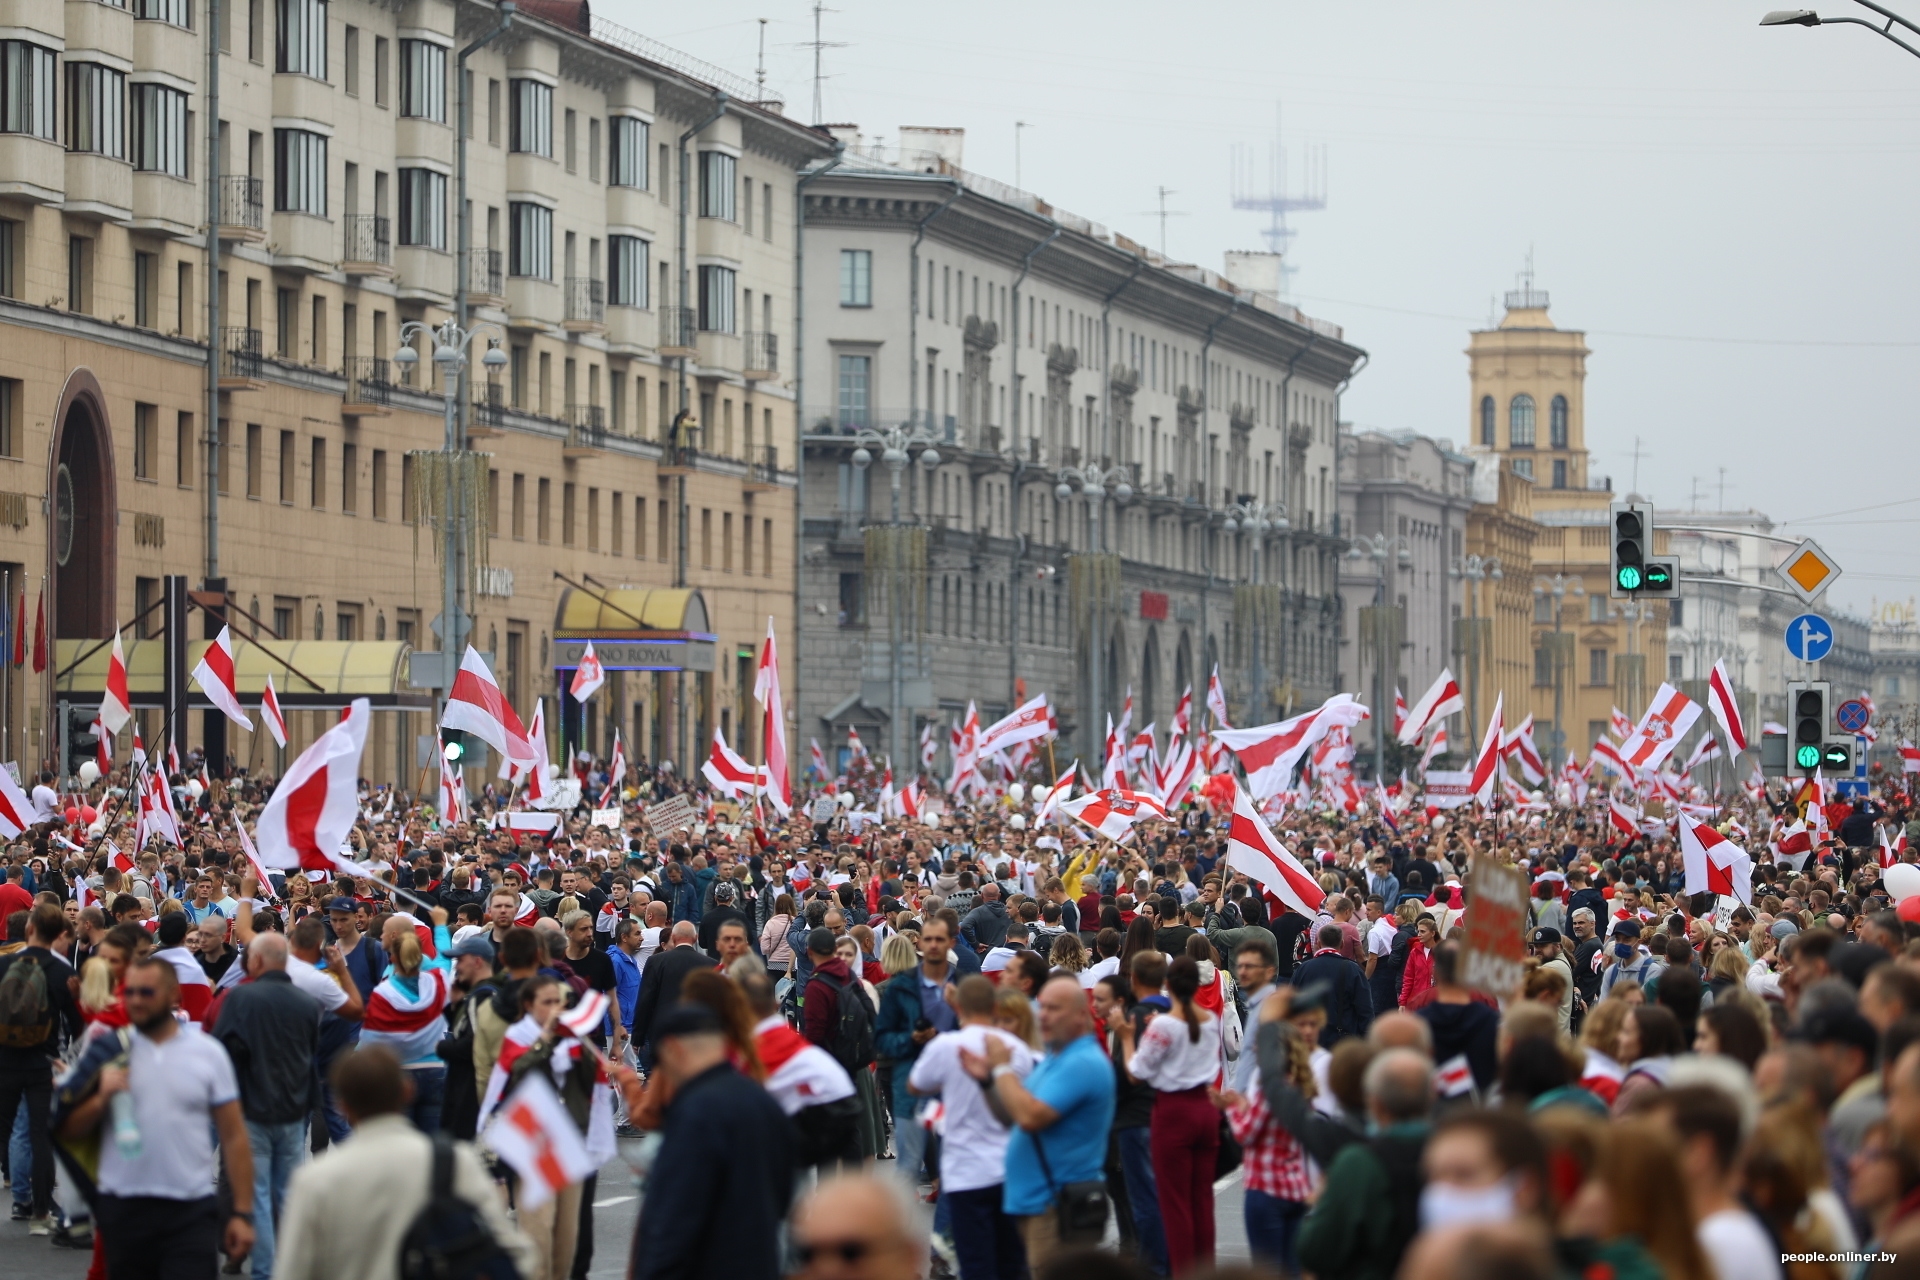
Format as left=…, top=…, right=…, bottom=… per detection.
left=1642, top=563, right=1673, bottom=590
left=1617, top=565, right=1643, bottom=591
left=1795, top=744, right=1822, bottom=769
left=1820, top=743, right=1852, bottom=770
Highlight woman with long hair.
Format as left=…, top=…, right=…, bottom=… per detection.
left=833, top=935, right=888, bottom=1157
left=1126, top=954, right=1222, bottom=1273
left=1611, top=1004, right=1686, bottom=1116
left=1399, top=915, right=1439, bottom=1008
left=759, top=892, right=796, bottom=979
left=993, top=985, right=1038, bottom=1049
left=1118, top=915, right=1158, bottom=975
left=359, top=908, right=455, bottom=1132
left=1185, top=932, right=1242, bottom=1077
left=1049, top=931, right=1088, bottom=980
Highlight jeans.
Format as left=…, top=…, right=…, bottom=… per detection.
left=244, top=1118, right=308, bottom=1280
left=96, top=1194, right=220, bottom=1280
left=1243, top=1190, right=1309, bottom=1277
left=0, top=1060, right=54, bottom=1216
left=888, top=1062, right=928, bottom=1184
left=1149, top=1087, right=1218, bottom=1274
left=944, top=1185, right=1028, bottom=1280
left=9, top=1102, right=28, bottom=1207
left=407, top=1065, right=447, bottom=1134
left=1115, top=1126, right=1169, bottom=1275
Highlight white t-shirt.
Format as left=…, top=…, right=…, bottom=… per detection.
left=908, top=1025, right=1034, bottom=1193
left=636, top=926, right=664, bottom=972
left=1082, top=955, right=1120, bottom=990
left=286, top=956, right=350, bottom=1013
left=96, top=1025, right=240, bottom=1200
left=1698, top=1208, right=1784, bottom=1280
left=1367, top=915, right=1398, bottom=958
left=31, top=784, right=59, bottom=824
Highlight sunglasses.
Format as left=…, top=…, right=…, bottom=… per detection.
left=122, top=986, right=163, bottom=998
left=795, top=1240, right=877, bottom=1266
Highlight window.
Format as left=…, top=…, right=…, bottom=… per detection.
left=1588, top=594, right=1606, bottom=623
left=274, top=128, right=327, bottom=215
left=278, top=430, right=294, bottom=501
left=608, top=116, right=646, bottom=186
left=839, top=249, right=871, bottom=307
left=837, top=354, right=871, bottom=429
left=508, top=202, right=551, bottom=278
left=343, top=25, right=357, bottom=94
left=133, top=252, right=155, bottom=327
left=341, top=442, right=357, bottom=513
left=1534, top=647, right=1552, bottom=687
left=1552, top=459, right=1567, bottom=490
left=397, top=168, right=446, bottom=248
left=1589, top=648, right=1608, bottom=686
left=1533, top=592, right=1553, bottom=624
left=135, top=0, right=193, bottom=27
left=608, top=235, right=647, bottom=307
left=68, top=235, right=91, bottom=313
left=1549, top=394, right=1568, bottom=449
left=246, top=423, right=261, bottom=496
left=1478, top=394, right=1494, bottom=447
left=134, top=403, right=157, bottom=478
left=537, top=477, right=551, bottom=542
left=0, top=220, right=16, bottom=297
left=176, top=412, right=194, bottom=486
left=763, top=184, right=773, bottom=241
left=373, top=36, right=388, bottom=106
left=310, top=436, right=325, bottom=507
left=697, top=264, right=735, bottom=332
left=487, top=78, right=500, bottom=145
left=276, top=0, right=327, bottom=79
left=563, top=108, right=576, bottom=173
left=398, top=40, right=445, bottom=122
left=1508, top=393, right=1535, bottom=447
left=66, top=64, right=126, bottom=158
left=1669, top=599, right=1683, bottom=628
left=562, top=482, right=575, bottom=545
left=698, top=151, right=736, bottom=219
left=511, top=473, right=525, bottom=538
left=510, top=79, right=551, bottom=156
left=1668, top=654, right=1683, bottom=680
left=588, top=117, right=599, bottom=181
left=1511, top=456, right=1533, bottom=480
left=131, top=84, right=188, bottom=175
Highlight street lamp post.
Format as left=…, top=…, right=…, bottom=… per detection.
left=1056, top=462, right=1134, bottom=746
left=851, top=424, right=942, bottom=766
left=1222, top=498, right=1289, bottom=725
left=394, top=319, right=508, bottom=701
left=1531, top=574, right=1586, bottom=771
left=1347, top=533, right=1411, bottom=783
left=1761, top=3, right=1920, bottom=58
left=1449, top=554, right=1503, bottom=747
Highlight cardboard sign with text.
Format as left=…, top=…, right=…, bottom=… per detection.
left=1422, top=771, right=1475, bottom=811
left=644, top=793, right=696, bottom=839
left=1462, top=853, right=1529, bottom=1001
left=589, top=807, right=623, bottom=831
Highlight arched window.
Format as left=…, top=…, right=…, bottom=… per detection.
left=1550, top=394, right=1568, bottom=449
left=1479, top=395, right=1495, bottom=446
left=1509, top=394, right=1536, bottom=448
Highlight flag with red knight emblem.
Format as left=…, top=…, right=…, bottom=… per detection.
left=1058, top=787, right=1169, bottom=842
left=1619, top=684, right=1702, bottom=772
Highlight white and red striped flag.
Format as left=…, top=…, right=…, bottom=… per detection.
left=557, top=989, right=610, bottom=1040
left=1707, top=659, right=1746, bottom=754
left=442, top=647, right=536, bottom=765
left=1468, top=693, right=1505, bottom=806
left=602, top=728, right=627, bottom=804
left=1419, top=723, right=1449, bottom=773
left=1899, top=741, right=1920, bottom=774
left=1058, top=787, right=1169, bottom=842
left=753, top=618, right=792, bottom=815
left=259, top=674, right=288, bottom=748
left=1392, top=687, right=1408, bottom=739
left=949, top=702, right=980, bottom=797
left=1223, top=780, right=1325, bottom=920
left=1171, top=686, right=1193, bottom=741
left=1608, top=797, right=1641, bottom=838
left=0, top=765, right=33, bottom=839
left=1206, top=664, right=1231, bottom=730
left=1215, top=693, right=1370, bottom=801
left=569, top=640, right=606, bottom=703
left=1620, top=684, right=1702, bottom=772
left=191, top=626, right=253, bottom=731
left=1610, top=707, right=1634, bottom=741
left=439, top=748, right=467, bottom=824
left=1502, top=714, right=1546, bottom=785
left=1684, top=734, right=1722, bottom=773
left=234, top=817, right=278, bottom=899
left=1590, top=738, right=1632, bottom=778
left=255, top=698, right=371, bottom=878
left=100, top=628, right=132, bottom=736
left=1398, top=669, right=1463, bottom=745
left=484, top=1073, right=597, bottom=1211
left=809, top=738, right=829, bottom=782
left=919, top=723, right=937, bottom=771
left=1681, top=816, right=1752, bottom=905
left=978, top=693, right=1053, bottom=758
left=702, top=728, right=769, bottom=800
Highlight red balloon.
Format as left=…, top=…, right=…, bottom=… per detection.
left=1897, top=895, right=1920, bottom=925
left=79, top=805, right=97, bottom=824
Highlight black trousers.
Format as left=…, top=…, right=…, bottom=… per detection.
left=96, top=1194, right=221, bottom=1280
left=0, top=1059, right=54, bottom=1216
left=571, top=1171, right=597, bottom=1279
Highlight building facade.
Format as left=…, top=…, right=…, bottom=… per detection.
left=795, top=137, right=1363, bottom=771
left=0, top=0, right=830, bottom=782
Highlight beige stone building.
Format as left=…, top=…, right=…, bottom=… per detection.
left=1465, top=283, right=1667, bottom=769
left=0, top=0, right=829, bottom=784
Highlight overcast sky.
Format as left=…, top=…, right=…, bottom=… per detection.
left=604, top=0, right=1920, bottom=618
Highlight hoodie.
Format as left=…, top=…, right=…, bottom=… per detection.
left=802, top=956, right=855, bottom=1050
left=960, top=899, right=1010, bottom=952
left=1416, top=997, right=1500, bottom=1091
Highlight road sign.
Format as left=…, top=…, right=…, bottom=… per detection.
left=1785, top=613, right=1835, bottom=663
left=1775, top=537, right=1843, bottom=604
left=1837, top=699, right=1871, bottom=734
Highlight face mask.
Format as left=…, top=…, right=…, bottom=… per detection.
left=1419, top=1178, right=1517, bottom=1231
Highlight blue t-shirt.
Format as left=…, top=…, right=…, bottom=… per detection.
left=1002, top=1033, right=1117, bottom=1216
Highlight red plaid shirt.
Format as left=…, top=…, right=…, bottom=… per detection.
left=1225, top=1086, right=1315, bottom=1202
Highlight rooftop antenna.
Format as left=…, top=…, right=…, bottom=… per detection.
left=1717, top=466, right=1731, bottom=510
left=1132, top=186, right=1188, bottom=258
left=1014, top=121, right=1029, bottom=190
left=1229, top=102, right=1327, bottom=294
left=804, top=3, right=846, bottom=126
left=1689, top=475, right=1705, bottom=513
left=755, top=18, right=767, bottom=100
left=1628, top=436, right=1649, bottom=498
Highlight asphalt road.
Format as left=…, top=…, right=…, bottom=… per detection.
left=0, top=1137, right=1252, bottom=1278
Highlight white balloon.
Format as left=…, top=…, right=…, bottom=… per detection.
left=77, top=760, right=100, bottom=786
left=1886, top=862, right=1920, bottom=903
left=836, top=791, right=854, bottom=808
left=1008, top=813, right=1027, bottom=830
left=1007, top=782, right=1026, bottom=803
left=186, top=778, right=204, bottom=799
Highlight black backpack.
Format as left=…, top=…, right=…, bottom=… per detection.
left=0, top=952, right=51, bottom=1048
left=816, top=972, right=875, bottom=1072
left=398, top=1133, right=523, bottom=1280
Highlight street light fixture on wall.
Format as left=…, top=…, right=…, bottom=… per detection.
left=850, top=423, right=943, bottom=766
left=1056, top=462, right=1133, bottom=748
left=1223, top=498, right=1289, bottom=723
left=1761, top=3, right=1920, bottom=58
left=1449, top=554, right=1502, bottom=746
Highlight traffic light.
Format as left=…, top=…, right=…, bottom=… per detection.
left=1609, top=501, right=1654, bottom=597
left=440, top=727, right=471, bottom=764
left=1786, top=680, right=1830, bottom=773
left=1819, top=737, right=1856, bottom=773
left=62, top=704, right=98, bottom=777
left=1639, top=557, right=1677, bottom=593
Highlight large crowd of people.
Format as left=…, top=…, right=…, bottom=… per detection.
left=0, top=747, right=1916, bottom=1280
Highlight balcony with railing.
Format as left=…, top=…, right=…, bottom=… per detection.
left=464, top=248, right=503, bottom=299
left=217, top=175, right=263, bottom=240
left=564, top=277, right=605, bottom=331
left=745, top=443, right=780, bottom=491
left=658, top=306, right=697, bottom=356
left=219, top=327, right=263, bottom=388
left=564, top=405, right=608, bottom=456
left=342, top=215, right=392, bottom=274
left=743, top=330, right=778, bottom=379
left=469, top=380, right=506, bottom=434
left=342, top=357, right=391, bottom=416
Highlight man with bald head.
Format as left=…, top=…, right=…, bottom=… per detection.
left=1368, top=1010, right=1435, bottom=1056
left=630, top=920, right=709, bottom=1060
left=791, top=1174, right=925, bottom=1280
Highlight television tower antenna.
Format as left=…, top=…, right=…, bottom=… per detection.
left=1131, top=186, right=1189, bottom=258
left=804, top=3, right=847, bottom=126
left=1229, top=103, right=1327, bottom=294
left=755, top=18, right=768, bottom=100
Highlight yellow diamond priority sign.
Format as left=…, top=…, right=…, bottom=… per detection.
left=1776, top=537, right=1842, bottom=605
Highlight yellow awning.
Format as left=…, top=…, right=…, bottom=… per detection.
left=52, top=638, right=431, bottom=707
left=553, top=587, right=710, bottom=638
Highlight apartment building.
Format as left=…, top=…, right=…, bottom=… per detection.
left=796, top=134, right=1364, bottom=770
left=0, top=0, right=830, bottom=781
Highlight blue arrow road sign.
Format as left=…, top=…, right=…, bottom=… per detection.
left=1785, top=613, right=1835, bottom=663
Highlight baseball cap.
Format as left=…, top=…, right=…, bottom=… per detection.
left=1530, top=927, right=1562, bottom=948
left=446, top=934, right=496, bottom=960
left=714, top=883, right=735, bottom=902
left=326, top=897, right=357, bottom=914
left=653, top=1003, right=725, bottom=1040
left=1613, top=919, right=1643, bottom=939
left=1770, top=919, right=1802, bottom=940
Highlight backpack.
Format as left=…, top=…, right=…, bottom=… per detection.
left=398, top=1133, right=522, bottom=1280
left=815, top=972, right=875, bottom=1072
left=0, top=952, right=51, bottom=1048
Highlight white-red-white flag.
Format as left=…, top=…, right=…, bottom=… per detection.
left=1502, top=714, right=1546, bottom=785
left=255, top=698, right=371, bottom=877
left=569, top=640, right=606, bottom=703
left=439, top=748, right=467, bottom=825
left=1398, top=669, right=1463, bottom=745
left=1707, top=660, right=1746, bottom=754
left=1684, top=734, right=1722, bottom=772
left=1206, top=665, right=1231, bottom=730
left=518, top=699, right=552, bottom=806
left=0, top=765, right=33, bottom=839
left=1590, top=738, right=1632, bottom=777
left=1033, top=763, right=1077, bottom=825
left=604, top=729, right=627, bottom=799
left=1157, top=739, right=1200, bottom=809
left=234, top=817, right=279, bottom=900
left=1901, top=740, right=1920, bottom=774
left=949, top=702, right=980, bottom=797
left=753, top=618, right=791, bottom=816
left=1609, top=707, right=1634, bottom=741
left=1608, top=797, right=1641, bottom=838
left=1214, top=693, right=1370, bottom=801
left=1681, top=816, right=1752, bottom=905
left=192, top=626, right=252, bottom=731
left=442, top=647, right=535, bottom=765
left=1468, top=693, right=1505, bottom=806
left=702, top=728, right=769, bottom=800
left=1392, top=687, right=1408, bottom=739
left=484, top=1073, right=596, bottom=1210
left=977, top=694, right=1053, bottom=758
left=1620, top=684, right=1702, bottom=772
left=809, top=738, right=830, bottom=782
left=1171, top=686, right=1193, bottom=741
left=919, top=723, right=937, bottom=771
left=100, top=628, right=132, bottom=736
left=259, top=674, right=288, bottom=748
left=1224, top=780, right=1326, bottom=920
left=1419, top=723, right=1449, bottom=773
left=1058, top=787, right=1168, bottom=842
